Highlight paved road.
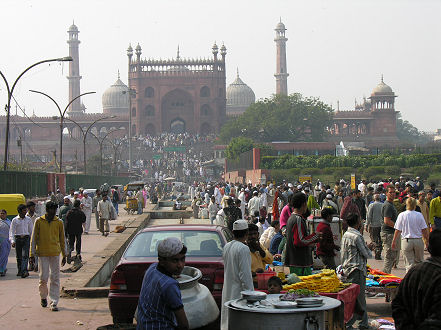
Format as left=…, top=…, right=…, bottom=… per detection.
left=0, top=204, right=145, bottom=329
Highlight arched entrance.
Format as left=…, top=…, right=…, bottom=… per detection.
left=161, top=88, right=194, bottom=133
left=170, top=119, right=185, bottom=134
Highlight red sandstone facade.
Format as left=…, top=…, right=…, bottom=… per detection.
left=127, top=43, right=227, bottom=135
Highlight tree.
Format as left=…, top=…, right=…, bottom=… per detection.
left=396, top=113, right=431, bottom=145
left=219, top=93, right=334, bottom=143
left=225, top=137, right=254, bottom=160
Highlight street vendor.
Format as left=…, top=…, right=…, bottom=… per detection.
left=285, top=192, right=321, bottom=276
left=341, top=213, right=375, bottom=330
left=247, top=223, right=273, bottom=283
left=137, top=237, right=189, bottom=330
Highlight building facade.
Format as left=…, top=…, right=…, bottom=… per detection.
left=329, top=76, right=399, bottom=147
left=126, top=43, right=227, bottom=136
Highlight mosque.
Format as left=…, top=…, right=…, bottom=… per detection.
left=0, top=20, right=399, bottom=164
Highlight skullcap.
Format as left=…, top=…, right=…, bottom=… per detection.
left=157, top=237, right=184, bottom=258
left=233, top=219, right=248, bottom=231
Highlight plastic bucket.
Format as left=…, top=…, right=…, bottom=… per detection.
left=256, top=271, right=277, bottom=290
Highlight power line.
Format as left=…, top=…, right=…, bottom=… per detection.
left=10, top=94, right=48, bottom=128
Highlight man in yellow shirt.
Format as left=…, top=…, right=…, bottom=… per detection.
left=30, top=201, right=66, bottom=311
left=247, top=223, right=273, bottom=284
left=429, top=196, right=441, bottom=229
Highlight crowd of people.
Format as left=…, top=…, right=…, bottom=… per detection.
left=132, top=133, right=216, bottom=181
left=137, top=176, right=441, bottom=330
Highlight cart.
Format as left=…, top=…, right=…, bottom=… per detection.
left=124, top=197, right=138, bottom=214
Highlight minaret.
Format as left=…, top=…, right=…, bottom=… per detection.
left=67, top=22, right=83, bottom=116
left=274, top=19, right=289, bottom=95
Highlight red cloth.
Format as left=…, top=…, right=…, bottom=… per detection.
left=316, top=221, right=336, bottom=256
left=320, top=284, right=360, bottom=323
left=272, top=190, right=280, bottom=221
left=340, top=196, right=360, bottom=231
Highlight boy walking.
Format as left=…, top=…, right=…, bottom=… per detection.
left=30, top=201, right=66, bottom=311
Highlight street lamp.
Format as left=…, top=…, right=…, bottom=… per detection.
left=90, top=128, right=123, bottom=175
left=0, top=56, right=72, bottom=170
left=29, top=90, right=95, bottom=173
left=53, top=115, right=116, bottom=174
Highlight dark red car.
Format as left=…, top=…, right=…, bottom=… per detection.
left=108, top=224, right=232, bottom=324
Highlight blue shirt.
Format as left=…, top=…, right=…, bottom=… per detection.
left=137, top=263, right=183, bottom=330
left=270, top=231, right=283, bottom=255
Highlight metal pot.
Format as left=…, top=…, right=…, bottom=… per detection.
left=179, top=266, right=219, bottom=329
left=226, top=294, right=341, bottom=330
left=134, top=266, right=219, bottom=329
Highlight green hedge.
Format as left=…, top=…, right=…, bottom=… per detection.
left=261, top=153, right=441, bottom=170
left=268, top=165, right=441, bottom=185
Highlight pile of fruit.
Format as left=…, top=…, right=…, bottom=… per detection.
left=282, top=269, right=344, bottom=293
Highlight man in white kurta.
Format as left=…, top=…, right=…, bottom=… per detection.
left=214, top=186, right=222, bottom=206
left=221, top=220, right=254, bottom=330
left=81, top=192, right=93, bottom=234
left=248, top=191, right=261, bottom=217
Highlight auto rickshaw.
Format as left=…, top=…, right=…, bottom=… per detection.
left=123, top=182, right=145, bottom=214
left=0, top=194, right=26, bottom=220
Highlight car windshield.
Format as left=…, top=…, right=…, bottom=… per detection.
left=125, top=230, right=224, bottom=257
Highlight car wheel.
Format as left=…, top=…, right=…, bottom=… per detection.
left=112, top=316, right=133, bottom=324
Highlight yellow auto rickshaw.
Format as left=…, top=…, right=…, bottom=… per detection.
left=123, top=182, right=145, bottom=214
left=0, top=194, right=26, bottom=220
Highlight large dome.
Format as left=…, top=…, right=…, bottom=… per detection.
left=371, top=77, right=394, bottom=96
left=102, top=77, right=129, bottom=115
left=226, top=71, right=255, bottom=116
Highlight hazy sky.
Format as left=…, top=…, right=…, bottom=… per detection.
left=1, top=0, right=440, bottom=131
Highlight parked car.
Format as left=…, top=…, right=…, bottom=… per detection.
left=108, top=224, right=232, bottom=324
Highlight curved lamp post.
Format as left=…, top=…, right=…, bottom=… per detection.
left=0, top=56, right=72, bottom=170
left=29, top=90, right=96, bottom=172
left=55, top=115, right=116, bottom=174
left=90, top=128, right=123, bottom=175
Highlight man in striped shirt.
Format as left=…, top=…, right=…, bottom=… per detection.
left=285, top=192, right=321, bottom=276
left=137, top=237, right=189, bottom=330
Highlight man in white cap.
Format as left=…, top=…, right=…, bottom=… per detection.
left=221, top=219, right=254, bottom=330
left=137, top=237, right=189, bottom=330
left=322, top=194, right=339, bottom=214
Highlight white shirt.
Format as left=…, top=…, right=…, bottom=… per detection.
left=394, top=210, right=427, bottom=238
left=81, top=196, right=93, bottom=212
left=221, top=240, right=254, bottom=330
left=97, top=199, right=113, bottom=220
left=260, top=227, right=276, bottom=249
left=248, top=196, right=261, bottom=216
left=256, top=222, right=264, bottom=237
left=9, top=215, right=34, bottom=243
